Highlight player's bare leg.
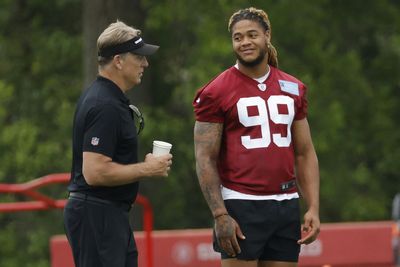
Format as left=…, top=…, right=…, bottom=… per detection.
left=258, top=260, right=297, bottom=267
left=222, top=259, right=258, bottom=267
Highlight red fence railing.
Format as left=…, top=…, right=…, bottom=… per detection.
left=0, top=173, right=154, bottom=267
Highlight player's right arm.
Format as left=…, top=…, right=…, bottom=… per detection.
left=194, top=121, right=245, bottom=257
left=194, top=121, right=225, bottom=217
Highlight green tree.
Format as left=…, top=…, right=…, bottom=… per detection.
left=0, top=1, right=82, bottom=266
left=0, top=0, right=399, bottom=266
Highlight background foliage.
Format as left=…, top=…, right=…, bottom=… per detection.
left=0, top=0, right=399, bottom=266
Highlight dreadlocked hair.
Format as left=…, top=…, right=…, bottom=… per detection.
left=228, top=7, right=278, bottom=68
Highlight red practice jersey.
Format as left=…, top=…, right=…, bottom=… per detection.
left=193, top=66, right=308, bottom=195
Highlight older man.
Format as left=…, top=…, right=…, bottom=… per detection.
left=64, top=21, right=172, bottom=267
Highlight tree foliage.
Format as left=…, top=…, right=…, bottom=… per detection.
left=0, top=0, right=399, bottom=266
left=0, top=1, right=81, bottom=266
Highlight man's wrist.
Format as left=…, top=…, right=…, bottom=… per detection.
left=307, top=204, right=319, bottom=214
left=213, top=213, right=229, bottom=219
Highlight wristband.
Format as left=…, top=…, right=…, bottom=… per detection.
left=214, top=213, right=229, bottom=219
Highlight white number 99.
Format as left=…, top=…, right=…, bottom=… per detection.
left=236, top=96, right=295, bottom=149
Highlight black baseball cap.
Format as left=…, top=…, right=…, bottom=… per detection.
left=98, top=36, right=159, bottom=57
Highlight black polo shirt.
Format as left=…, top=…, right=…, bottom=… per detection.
left=68, top=76, right=139, bottom=204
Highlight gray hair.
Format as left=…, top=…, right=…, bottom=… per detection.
left=97, top=21, right=141, bottom=66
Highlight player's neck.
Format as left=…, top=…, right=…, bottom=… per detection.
left=236, top=61, right=270, bottom=79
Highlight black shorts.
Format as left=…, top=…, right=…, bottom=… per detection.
left=213, top=198, right=301, bottom=262
left=63, top=197, right=138, bottom=267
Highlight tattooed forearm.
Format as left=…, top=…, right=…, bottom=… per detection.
left=194, top=121, right=227, bottom=217
left=200, top=179, right=224, bottom=212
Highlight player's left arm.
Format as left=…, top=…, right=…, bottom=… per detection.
left=292, top=118, right=320, bottom=245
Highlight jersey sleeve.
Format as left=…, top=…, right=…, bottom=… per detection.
left=294, top=84, right=308, bottom=120
left=193, top=85, right=224, bottom=123
left=83, top=104, right=120, bottom=158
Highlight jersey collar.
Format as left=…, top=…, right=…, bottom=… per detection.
left=96, top=75, right=130, bottom=104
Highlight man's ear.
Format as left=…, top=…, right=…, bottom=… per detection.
left=265, top=30, right=271, bottom=43
left=113, top=55, right=123, bottom=70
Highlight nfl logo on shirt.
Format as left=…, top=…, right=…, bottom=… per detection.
left=91, top=137, right=100, bottom=146
left=257, top=84, right=267, bottom=91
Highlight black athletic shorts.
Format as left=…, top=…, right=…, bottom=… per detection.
left=213, top=198, right=301, bottom=262
left=63, top=197, right=138, bottom=267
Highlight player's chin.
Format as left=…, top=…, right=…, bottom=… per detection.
left=236, top=53, right=259, bottom=65
left=239, top=57, right=262, bottom=67
left=244, top=58, right=259, bottom=64
left=238, top=53, right=254, bottom=61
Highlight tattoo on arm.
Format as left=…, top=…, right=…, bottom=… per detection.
left=194, top=121, right=226, bottom=215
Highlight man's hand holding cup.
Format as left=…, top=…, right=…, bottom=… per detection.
left=144, top=140, right=173, bottom=177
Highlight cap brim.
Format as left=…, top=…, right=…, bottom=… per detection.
left=132, top=43, right=159, bottom=56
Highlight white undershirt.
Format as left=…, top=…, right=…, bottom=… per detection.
left=234, top=63, right=270, bottom=83
left=221, top=186, right=299, bottom=201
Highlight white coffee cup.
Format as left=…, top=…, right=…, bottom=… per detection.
left=152, top=140, right=172, bottom=156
